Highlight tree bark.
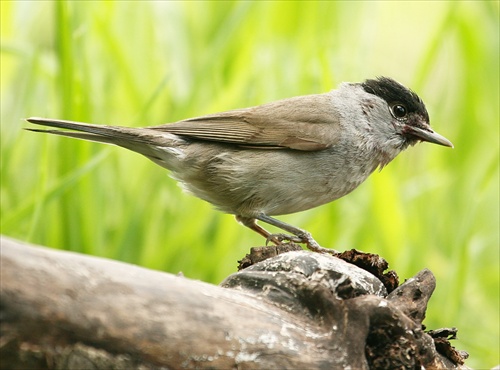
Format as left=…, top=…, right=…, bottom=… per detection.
left=0, top=236, right=468, bottom=369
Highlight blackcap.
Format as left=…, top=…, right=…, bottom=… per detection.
left=27, top=77, right=453, bottom=252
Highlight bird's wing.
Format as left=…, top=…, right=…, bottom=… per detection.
left=151, top=93, right=340, bottom=151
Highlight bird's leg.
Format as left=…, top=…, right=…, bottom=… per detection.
left=236, top=215, right=336, bottom=253
left=256, top=214, right=336, bottom=254
left=235, top=216, right=302, bottom=245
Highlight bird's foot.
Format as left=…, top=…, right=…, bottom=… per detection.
left=266, top=231, right=337, bottom=255
left=266, top=233, right=302, bottom=245
left=295, top=231, right=338, bottom=255
left=240, top=214, right=338, bottom=254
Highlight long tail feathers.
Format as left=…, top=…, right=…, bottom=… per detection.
left=25, top=117, right=173, bottom=147
left=25, top=127, right=118, bottom=145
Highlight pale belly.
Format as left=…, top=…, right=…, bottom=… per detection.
left=155, top=143, right=383, bottom=217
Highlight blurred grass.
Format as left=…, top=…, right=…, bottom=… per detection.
left=1, top=1, right=498, bottom=367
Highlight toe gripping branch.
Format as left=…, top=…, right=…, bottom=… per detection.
left=236, top=214, right=337, bottom=254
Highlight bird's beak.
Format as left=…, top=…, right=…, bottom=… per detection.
left=405, top=125, right=454, bottom=148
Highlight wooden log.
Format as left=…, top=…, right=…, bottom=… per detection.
left=0, top=236, right=468, bottom=369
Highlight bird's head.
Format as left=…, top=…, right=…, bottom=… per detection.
left=360, top=77, right=453, bottom=153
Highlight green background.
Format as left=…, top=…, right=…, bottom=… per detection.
left=1, top=1, right=498, bottom=367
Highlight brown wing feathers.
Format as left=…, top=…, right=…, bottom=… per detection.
left=152, top=94, right=338, bottom=151
left=27, top=93, right=338, bottom=152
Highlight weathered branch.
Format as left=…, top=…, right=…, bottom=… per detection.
left=0, top=236, right=468, bottom=369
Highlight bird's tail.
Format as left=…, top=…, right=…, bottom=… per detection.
left=26, top=117, right=174, bottom=147
left=25, top=117, right=189, bottom=168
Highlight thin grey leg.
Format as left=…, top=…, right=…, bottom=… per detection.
left=256, top=214, right=336, bottom=253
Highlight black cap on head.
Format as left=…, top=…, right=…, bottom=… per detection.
left=361, top=77, right=429, bottom=123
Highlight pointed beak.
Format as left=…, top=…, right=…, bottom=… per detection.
left=405, top=125, right=454, bottom=148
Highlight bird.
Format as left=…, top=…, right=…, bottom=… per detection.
left=26, top=77, right=453, bottom=252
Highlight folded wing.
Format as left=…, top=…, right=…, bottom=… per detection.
left=151, top=93, right=339, bottom=151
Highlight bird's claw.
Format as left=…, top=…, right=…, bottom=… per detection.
left=265, top=232, right=335, bottom=254
left=266, top=233, right=303, bottom=246
left=296, top=231, right=335, bottom=254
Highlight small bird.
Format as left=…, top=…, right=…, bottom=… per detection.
left=27, top=77, right=453, bottom=252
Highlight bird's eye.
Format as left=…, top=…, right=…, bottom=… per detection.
left=391, top=104, right=407, bottom=119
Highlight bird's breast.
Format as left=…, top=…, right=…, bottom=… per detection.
left=165, top=142, right=383, bottom=217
